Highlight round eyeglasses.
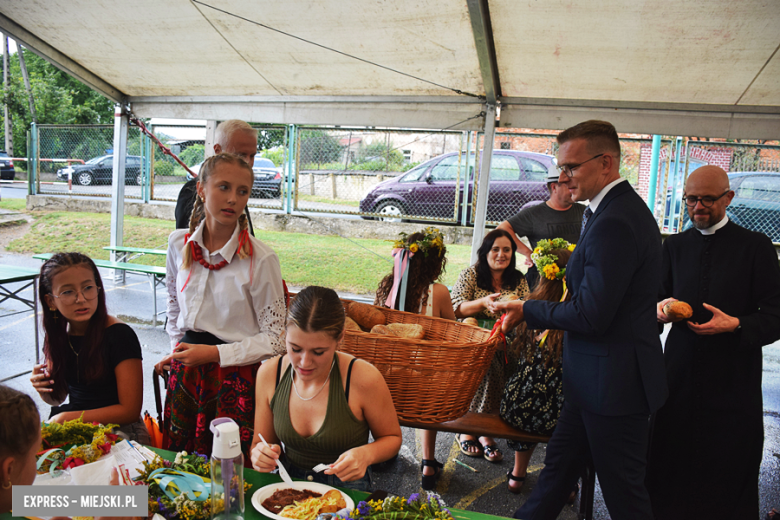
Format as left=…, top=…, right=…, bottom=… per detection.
left=51, top=285, right=101, bottom=305
left=683, top=191, right=729, bottom=208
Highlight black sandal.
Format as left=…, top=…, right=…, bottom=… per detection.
left=507, top=470, right=525, bottom=494
left=421, top=459, right=443, bottom=490
left=458, top=436, right=483, bottom=457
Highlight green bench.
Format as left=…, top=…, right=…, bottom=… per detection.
left=33, top=253, right=167, bottom=324
left=103, top=245, right=167, bottom=263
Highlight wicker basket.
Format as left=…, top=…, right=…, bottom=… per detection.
left=339, top=300, right=502, bottom=424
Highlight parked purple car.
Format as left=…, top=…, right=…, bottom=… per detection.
left=359, top=150, right=557, bottom=223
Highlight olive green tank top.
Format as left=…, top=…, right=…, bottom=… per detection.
left=271, top=353, right=370, bottom=469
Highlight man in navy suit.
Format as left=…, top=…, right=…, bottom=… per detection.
left=491, top=120, right=667, bottom=520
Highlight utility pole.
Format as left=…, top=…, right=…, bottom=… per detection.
left=3, top=35, right=12, bottom=156
left=18, top=45, right=36, bottom=124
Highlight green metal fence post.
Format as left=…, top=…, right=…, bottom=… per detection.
left=285, top=124, right=296, bottom=214
left=30, top=122, right=38, bottom=195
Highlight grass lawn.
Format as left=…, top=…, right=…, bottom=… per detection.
left=6, top=210, right=473, bottom=295
left=0, top=199, right=26, bottom=211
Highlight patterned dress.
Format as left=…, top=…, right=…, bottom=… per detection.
left=451, top=265, right=529, bottom=414
left=499, top=336, right=564, bottom=451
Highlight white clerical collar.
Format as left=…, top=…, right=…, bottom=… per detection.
left=588, top=178, right=627, bottom=213
left=696, top=215, right=729, bottom=235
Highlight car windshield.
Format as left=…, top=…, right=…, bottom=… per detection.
left=254, top=158, right=275, bottom=169
left=85, top=156, right=107, bottom=165
left=0, top=152, right=8, bottom=158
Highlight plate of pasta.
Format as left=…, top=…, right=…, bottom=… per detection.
left=251, top=481, right=354, bottom=520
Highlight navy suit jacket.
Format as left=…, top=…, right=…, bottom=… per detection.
left=524, top=181, right=667, bottom=416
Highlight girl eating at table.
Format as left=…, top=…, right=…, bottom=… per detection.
left=250, top=286, right=402, bottom=491
left=29, top=253, right=148, bottom=443
left=159, top=152, right=286, bottom=458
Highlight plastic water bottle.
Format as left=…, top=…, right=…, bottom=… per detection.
left=210, top=418, right=244, bottom=520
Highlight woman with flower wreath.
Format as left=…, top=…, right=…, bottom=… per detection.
left=499, top=238, right=577, bottom=501
left=450, top=228, right=529, bottom=463
left=374, top=228, right=455, bottom=490
left=157, top=153, right=286, bottom=459
left=29, top=252, right=149, bottom=443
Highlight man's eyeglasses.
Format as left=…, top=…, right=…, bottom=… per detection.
left=51, top=285, right=101, bottom=305
left=556, top=154, right=605, bottom=177
left=683, top=191, right=730, bottom=208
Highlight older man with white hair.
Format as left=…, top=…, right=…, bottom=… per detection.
left=175, top=120, right=258, bottom=229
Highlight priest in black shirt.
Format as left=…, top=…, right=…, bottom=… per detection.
left=647, top=165, right=780, bottom=519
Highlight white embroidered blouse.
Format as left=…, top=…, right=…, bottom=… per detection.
left=165, top=222, right=286, bottom=367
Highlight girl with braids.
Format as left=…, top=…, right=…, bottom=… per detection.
left=450, top=228, right=529, bottom=463
left=250, top=286, right=401, bottom=491
left=499, top=240, right=574, bottom=498
left=374, top=228, right=455, bottom=490
left=29, top=253, right=148, bottom=442
left=158, top=152, right=286, bottom=459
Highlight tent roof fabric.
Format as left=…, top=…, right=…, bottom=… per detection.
left=1, top=0, right=778, bottom=137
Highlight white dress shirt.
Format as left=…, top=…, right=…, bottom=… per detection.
left=587, top=177, right=627, bottom=213
left=166, top=221, right=286, bottom=366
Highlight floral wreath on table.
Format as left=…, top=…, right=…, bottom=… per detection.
left=344, top=492, right=454, bottom=520
left=136, top=450, right=252, bottom=520
left=531, top=238, right=576, bottom=281
left=36, top=417, right=119, bottom=474
left=392, top=227, right=445, bottom=257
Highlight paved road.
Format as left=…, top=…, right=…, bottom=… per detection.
left=0, top=249, right=778, bottom=518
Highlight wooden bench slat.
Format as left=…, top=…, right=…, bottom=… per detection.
left=399, top=412, right=550, bottom=444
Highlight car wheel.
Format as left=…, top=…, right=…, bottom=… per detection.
left=374, top=200, right=406, bottom=222
left=76, top=171, right=94, bottom=186
left=136, top=173, right=143, bottom=186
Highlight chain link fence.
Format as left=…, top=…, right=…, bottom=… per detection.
left=36, top=125, right=145, bottom=199
left=295, top=127, right=467, bottom=222
left=29, top=124, right=780, bottom=243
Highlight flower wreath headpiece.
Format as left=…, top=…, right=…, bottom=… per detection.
left=392, top=226, right=445, bottom=257
left=531, top=238, right=576, bottom=281
left=386, top=227, right=445, bottom=311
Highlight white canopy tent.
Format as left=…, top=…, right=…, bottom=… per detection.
left=1, top=0, right=778, bottom=256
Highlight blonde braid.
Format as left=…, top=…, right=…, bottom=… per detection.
left=182, top=196, right=205, bottom=269
left=237, top=213, right=250, bottom=260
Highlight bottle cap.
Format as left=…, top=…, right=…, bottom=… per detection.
left=210, top=418, right=241, bottom=459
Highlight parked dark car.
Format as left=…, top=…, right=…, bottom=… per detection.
left=0, top=151, right=14, bottom=180
left=727, top=172, right=780, bottom=242
left=359, top=150, right=556, bottom=222
left=57, top=155, right=143, bottom=186
left=186, top=157, right=283, bottom=198
left=678, top=171, right=780, bottom=243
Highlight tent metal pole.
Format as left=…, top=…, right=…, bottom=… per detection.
left=470, top=104, right=496, bottom=264
left=110, top=104, right=129, bottom=283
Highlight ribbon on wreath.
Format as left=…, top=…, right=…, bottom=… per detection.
left=385, top=248, right=414, bottom=312
left=147, top=468, right=211, bottom=502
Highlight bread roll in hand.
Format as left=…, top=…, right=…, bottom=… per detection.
left=462, top=317, right=479, bottom=326
left=663, top=300, right=693, bottom=320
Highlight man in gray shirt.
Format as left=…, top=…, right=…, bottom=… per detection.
left=497, top=171, right=585, bottom=289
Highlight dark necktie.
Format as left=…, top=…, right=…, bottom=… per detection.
left=580, top=207, right=593, bottom=239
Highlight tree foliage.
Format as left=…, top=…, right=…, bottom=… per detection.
left=0, top=48, right=114, bottom=157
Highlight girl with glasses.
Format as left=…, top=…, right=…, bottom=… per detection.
left=29, top=252, right=149, bottom=443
